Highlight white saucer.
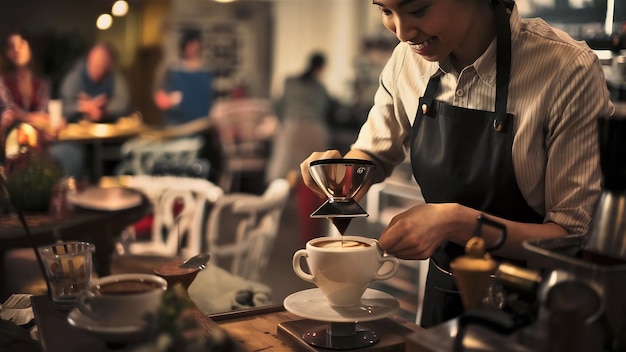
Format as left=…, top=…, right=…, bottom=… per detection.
left=283, top=288, right=399, bottom=323
left=67, top=187, right=143, bottom=211
left=67, top=308, right=149, bottom=344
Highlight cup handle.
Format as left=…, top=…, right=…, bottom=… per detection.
left=374, top=255, right=400, bottom=281
left=76, top=292, right=99, bottom=321
left=292, top=249, right=314, bottom=283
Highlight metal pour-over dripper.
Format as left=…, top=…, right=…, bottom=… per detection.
left=308, top=159, right=375, bottom=219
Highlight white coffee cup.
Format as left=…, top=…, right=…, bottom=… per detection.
left=77, top=273, right=167, bottom=326
left=47, top=99, right=63, bottom=129
left=293, top=235, right=400, bottom=307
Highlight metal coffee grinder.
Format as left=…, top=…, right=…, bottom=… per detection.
left=308, top=159, right=376, bottom=234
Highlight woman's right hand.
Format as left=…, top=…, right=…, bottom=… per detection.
left=299, top=149, right=343, bottom=199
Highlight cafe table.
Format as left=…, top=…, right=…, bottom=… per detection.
left=31, top=294, right=423, bottom=352
left=56, top=114, right=215, bottom=182
left=0, top=188, right=151, bottom=281
left=57, top=113, right=149, bottom=182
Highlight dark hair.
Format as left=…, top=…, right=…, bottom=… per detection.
left=179, top=28, right=202, bottom=55
left=300, top=52, right=326, bottom=81
left=0, top=28, right=37, bottom=74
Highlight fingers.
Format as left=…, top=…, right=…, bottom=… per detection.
left=380, top=231, right=431, bottom=260
left=299, top=150, right=343, bottom=199
left=378, top=210, right=437, bottom=260
left=378, top=223, right=404, bottom=253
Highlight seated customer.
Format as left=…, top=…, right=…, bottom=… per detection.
left=53, top=42, right=130, bottom=179
left=0, top=79, right=14, bottom=163
left=153, top=29, right=214, bottom=126
left=60, top=42, right=129, bottom=123
left=0, top=30, right=62, bottom=148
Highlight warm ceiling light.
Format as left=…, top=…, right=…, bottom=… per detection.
left=214, top=0, right=236, bottom=3
left=111, top=0, right=129, bottom=17
left=96, top=14, right=113, bottom=30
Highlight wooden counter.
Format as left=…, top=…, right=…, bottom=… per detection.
left=32, top=295, right=423, bottom=352
left=209, top=305, right=423, bottom=351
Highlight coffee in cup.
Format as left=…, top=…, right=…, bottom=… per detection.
left=293, top=235, right=399, bottom=307
left=97, top=279, right=164, bottom=295
left=312, top=239, right=372, bottom=249
left=77, top=273, right=167, bottom=326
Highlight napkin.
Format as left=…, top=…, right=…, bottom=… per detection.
left=0, top=294, right=34, bottom=326
left=187, top=263, right=272, bottom=314
left=0, top=294, right=39, bottom=352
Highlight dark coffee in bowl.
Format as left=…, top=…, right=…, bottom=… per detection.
left=314, top=239, right=371, bottom=249
left=97, top=280, right=163, bottom=295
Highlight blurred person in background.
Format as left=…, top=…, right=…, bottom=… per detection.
left=267, top=52, right=334, bottom=244
left=0, top=80, right=15, bottom=166
left=0, top=30, right=62, bottom=147
left=153, top=28, right=214, bottom=126
left=60, top=42, right=129, bottom=123
left=54, top=42, right=130, bottom=179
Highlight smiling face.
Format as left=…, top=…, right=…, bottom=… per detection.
left=373, top=0, right=496, bottom=68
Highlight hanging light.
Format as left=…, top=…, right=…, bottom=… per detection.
left=111, top=0, right=129, bottom=17
left=96, top=14, right=113, bottom=30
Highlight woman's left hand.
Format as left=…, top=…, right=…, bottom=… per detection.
left=378, top=203, right=471, bottom=260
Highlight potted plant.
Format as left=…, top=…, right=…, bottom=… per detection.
left=5, top=150, right=64, bottom=213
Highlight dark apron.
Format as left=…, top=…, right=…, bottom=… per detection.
left=410, top=0, right=544, bottom=328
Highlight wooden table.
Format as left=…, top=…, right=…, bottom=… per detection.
left=56, top=115, right=216, bottom=182
left=57, top=114, right=149, bottom=182
left=31, top=295, right=423, bottom=352
left=0, top=189, right=151, bottom=279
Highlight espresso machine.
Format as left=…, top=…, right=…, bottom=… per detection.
left=407, top=116, right=626, bottom=352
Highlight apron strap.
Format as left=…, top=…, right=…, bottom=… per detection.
left=493, top=0, right=512, bottom=132
left=419, top=75, right=441, bottom=116
left=420, top=1, right=512, bottom=127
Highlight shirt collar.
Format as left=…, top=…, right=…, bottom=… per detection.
left=419, top=60, right=444, bottom=81
left=435, top=2, right=521, bottom=87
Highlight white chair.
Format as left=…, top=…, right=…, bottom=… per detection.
left=209, top=98, right=279, bottom=192
left=115, top=136, right=205, bottom=176
left=121, top=175, right=223, bottom=259
left=205, top=178, right=291, bottom=281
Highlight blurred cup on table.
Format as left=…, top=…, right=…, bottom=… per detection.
left=292, top=235, right=400, bottom=307
left=77, top=273, right=167, bottom=326
left=47, top=99, right=63, bottom=130
left=38, top=241, right=95, bottom=310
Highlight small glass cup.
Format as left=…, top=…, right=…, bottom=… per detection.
left=38, top=241, right=95, bottom=310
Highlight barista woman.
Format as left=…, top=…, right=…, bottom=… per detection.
left=300, top=0, right=613, bottom=328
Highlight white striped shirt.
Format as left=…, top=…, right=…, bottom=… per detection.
left=351, top=5, right=614, bottom=235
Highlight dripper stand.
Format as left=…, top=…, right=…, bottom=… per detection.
left=301, top=321, right=379, bottom=349
left=310, top=198, right=369, bottom=218
left=280, top=288, right=403, bottom=351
